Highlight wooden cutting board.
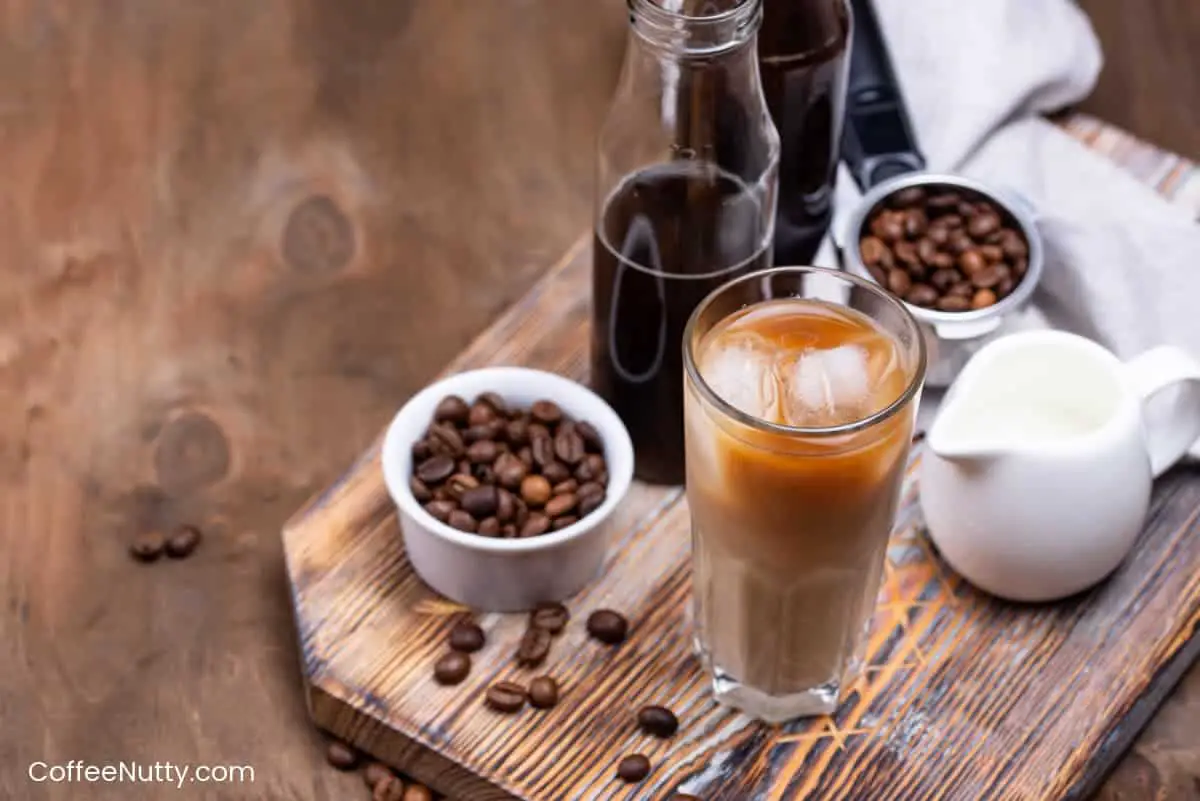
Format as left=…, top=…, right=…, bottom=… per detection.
left=282, top=125, right=1200, bottom=801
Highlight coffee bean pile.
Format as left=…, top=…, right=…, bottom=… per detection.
left=411, top=393, right=610, bottom=538
left=859, top=185, right=1031, bottom=313
left=323, top=740, right=438, bottom=801
left=423, top=603, right=690, bottom=788
left=129, top=523, right=204, bottom=564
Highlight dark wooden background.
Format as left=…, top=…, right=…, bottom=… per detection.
left=0, top=1, right=1194, bottom=799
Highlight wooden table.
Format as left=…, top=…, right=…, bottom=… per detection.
left=0, top=2, right=1195, bottom=799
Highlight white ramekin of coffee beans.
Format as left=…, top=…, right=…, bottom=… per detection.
left=841, top=172, right=1045, bottom=387
left=381, top=367, right=634, bottom=612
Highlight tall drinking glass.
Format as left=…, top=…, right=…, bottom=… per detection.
left=683, top=266, right=926, bottom=721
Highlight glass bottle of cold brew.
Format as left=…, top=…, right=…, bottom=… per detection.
left=592, top=0, right=780, bottom=485
left=759, top=0, right=851, bottom=266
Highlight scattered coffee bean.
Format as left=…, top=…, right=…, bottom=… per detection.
left=374, top=775, right=405, bottom=801
left=416, top=455, right=455, bottom=485
left=326, top=740, right=358, bottom=771
left=460, top=485, right=498, bottom=519
left=638, top=705, right=680, bottom=738
left=530, top=399, right=563, bottom=425
left=363, top=762, right=392, bottom=789
left=485, top=681, right=527, bottom=713
left=530, top=602, right=570, bottom=634
left=520, top=475, right=552, bottom=507
left=528, top=676, right=560, bottom=709
left=433, top=652, right=471, bottom=685
left=165, top=525, right=203, bottom=559
left=424, top=499, right=455, bottom=523
left=587, top=609, right=629, bottom=645
left=520, top=513, right=550, bottom=538
left=859, top=184, right=1030, bottom=312
left=617, top=754, right=651, bottom=783
left=516, top=626, right=552, bottom=667
left=447, top=509, right=477, bottom=533
left=403, top=785, right=434, bottom=801
left=130, top=531, right=165, bottom=563
left=478, top=517, right=501, bottom=537
left=448, top=619, right=486, bottom=653
left=434, top=395, right=470, bottom=425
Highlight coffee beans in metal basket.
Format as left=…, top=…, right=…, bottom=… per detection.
left=412, top=395, right=609, bottom=538
left=859, top=185, right=1030, bottom=313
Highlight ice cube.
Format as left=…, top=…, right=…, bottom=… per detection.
left=698, top=332, right=779, bottom=420
left=782, top=345, right=871, bottom=426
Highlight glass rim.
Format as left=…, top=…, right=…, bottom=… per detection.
left=682, top=265, right=928, bottom=438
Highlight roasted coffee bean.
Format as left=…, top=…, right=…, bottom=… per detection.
left=917, top=237, right=939, bottom=266
left=496, top=489, right=517, bottom=523
left=460, top=485, right=499, bottom=518
left=967, top=212, right=1001, bottom=239
left=1001, top=229, right=1028, bottom=259
left=576, top=453, right=606, bottom=482
left=468, top=401, right=497, bottom=427
left=528, top=676, right=560, bottom=709
left=473, top=463, right=496, bottom=485
left=577, top=481, right=604, bottom=502
left=972, top=289, right=997, bottom=309
left=411, top=439, right=433, bottom=462
left=466, top=439, right=499, bottom=464
left=130, top=532, right=166, bottom=563
left=531, top=435, right=556, bottom=468
left=447, top=510, right=478, bottom=533
left=416, top=455, right=456, bottom=485
left=886, top=268, right=911, bottom=296
left=403, top=785, right=434, bottom=801
left=587, top=609, right=629, bottom=645
left=527, top=422, right=551, bottom=441
left=410, top=476, right=433, bottom=503
left=374, top=776, right=405, bottom=801
left=463, top=424, right=493, bottom=444
left=552, top=479, right=579, bottom=495
left=970, top=265, right=1005, bottom=289
left=517, top=446, right=534, bottom=469
left=980, top=244, right=1004, bottom=263
left=870, top=212, right=904, bottom=243
left=506, top=417, right=530, bottom=446
left=494, top=453, right=528, bottom=490
left=545, top=493, right=578, bottom=519
left=958, top=249, right=986, bottom=276
left=551, top=516, right=578, bottom=531
left=434, top=395, right=470, bottom=425
left=326, top=740, right=358, bottom=771
left=554, top=428, right=586, bottom=465
left=928, top=224, right=950, bottom=247
left=927, top=192, right=960, bottom=211
left=1013, top=257, right=1029, bottom=278
left=578, top=490, right=606, bottom=518
left=859, top=235, right=887, bottom=265
left=520, top=513, right=551, bottom=538
left=889, top=186, right=926, bottom=208
left=520, top=475, right=552, bottom=507
left=904, top=259, right=928, bottom=282
left=530, top=602, right=570, bottom=634
left=434, top=652, right=471, bottom=685
left=930, top=269, right=959, bottom=292
left=937, top=295, right=971, bottom=312
left=363, top=762, right=392, bottom=789
left=949, top=281, right=975, bottom=298
left=957, top=200, right=976, bottom=218
left=997, top=275, right=1016, bottom=297
left=457, top=458, right=472, bottom=476
left=501, top=523, right=518, bottom=538
left=542, top=461, right=571, bottom=484
left=942, top=213, right=964, bottom=229
left=530, top=400, right=563, bottom=425
left=166, top=524, right=202, bottom=559
left=616, top=754, right=651, bottom=783
left=477, top=391, right=508, bottom=416
left=449, top=619, right=486, bottom=653
left=485, top=681, right=527, bottom=713
left=948, top=231, right=973, bottom=255
left=905, top=284, right=939, bottom=307
left=903, top=208, right=928, bottom=238
left=514, top=497, right=530, bottom=527
left=516, top=626, right=552, bottom=667
left=638, top=705, right=680, bottom=738
left=932, top=251, right=956, bottom=270
left=427, top=423, right=465, bottom=457
left=576, top=421, right=603, bottom=452
left=424, top=500, right=456, bottom=523
left=445, top=473, right=479, bottom=501
left=478, top=517, right=501, bottom=536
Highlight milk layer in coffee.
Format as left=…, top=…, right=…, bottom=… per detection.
left=685, top=297, right=917, bottom=720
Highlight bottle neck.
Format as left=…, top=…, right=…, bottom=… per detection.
left=627, top=0, right=763, bottom=58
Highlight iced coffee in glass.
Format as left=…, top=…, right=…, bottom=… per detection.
left=683, top=266, right=925, bottom=721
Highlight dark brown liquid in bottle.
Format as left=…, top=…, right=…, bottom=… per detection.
left=592, top=162, right=771, bottom=485
left=759, top=0, right=851, bottom=266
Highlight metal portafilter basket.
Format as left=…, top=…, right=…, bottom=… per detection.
left=835, top=0, right=1045, bottom=387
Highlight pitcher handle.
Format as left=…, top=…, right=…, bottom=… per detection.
left=1122, top=346, right=1200, bottom=478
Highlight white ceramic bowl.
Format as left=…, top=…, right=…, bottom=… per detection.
left=381, top=367, right=634, bottom=612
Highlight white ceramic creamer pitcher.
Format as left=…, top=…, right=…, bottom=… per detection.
left=920, top=330, right=1200, bottom=602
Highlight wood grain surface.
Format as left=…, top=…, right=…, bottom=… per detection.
left=0, top=0, right=1198, bottom=799
left=284, top=187, right=1200, bottom=799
